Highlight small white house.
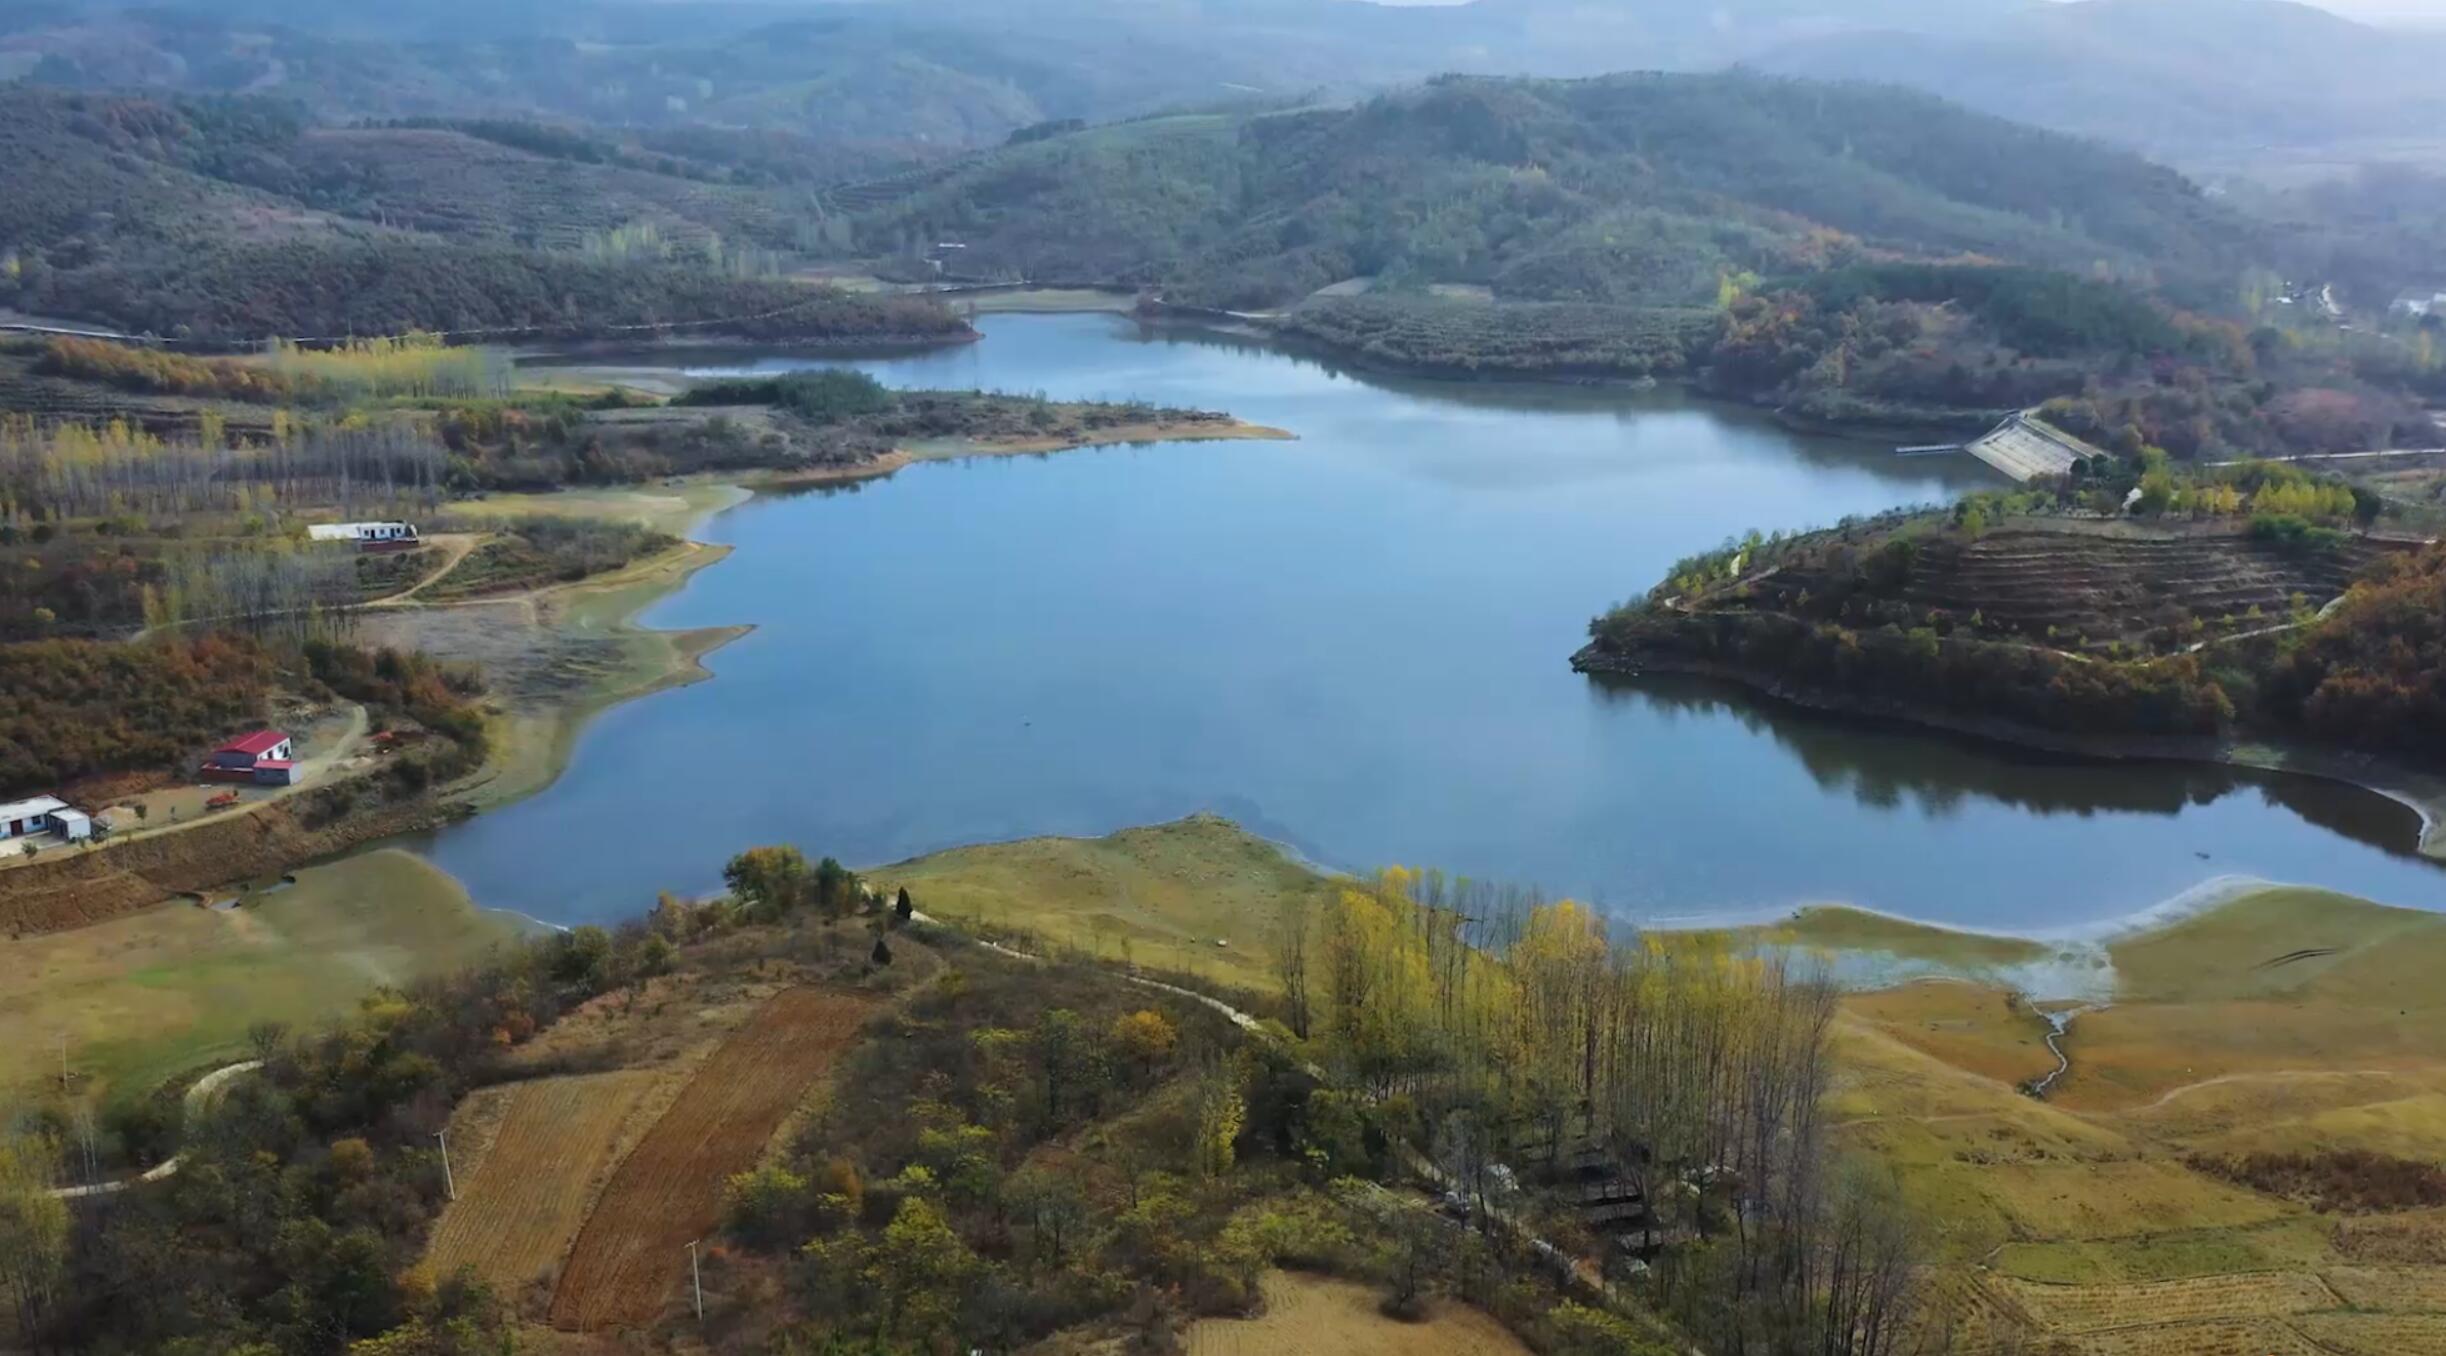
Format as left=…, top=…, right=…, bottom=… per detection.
left=0, top=795, right=73, bottom=840
left=51, top=808, right=91, bottom=842
left=308, top=521, right=421, bottom=550
left=2391, top=291, right=2446, bottom=318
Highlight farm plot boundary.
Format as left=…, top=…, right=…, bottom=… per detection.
left=424, top=1070, right=660, bottom=1296
left=546, top=988, right=874, bottom=1331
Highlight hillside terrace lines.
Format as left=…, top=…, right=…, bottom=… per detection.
left=1752, top=525, right=2405, bottom=656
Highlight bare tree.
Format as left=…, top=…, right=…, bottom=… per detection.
left=1275, top=892, right=1313, bottom=1040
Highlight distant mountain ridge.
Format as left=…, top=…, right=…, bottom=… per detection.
left=842, top=70, right=2263, bottom=310
left=1752, top=0, right=2446, bottom=159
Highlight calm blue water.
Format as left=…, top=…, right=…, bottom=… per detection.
left=425, top=313, right=2446, bottom=930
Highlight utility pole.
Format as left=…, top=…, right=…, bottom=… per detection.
left=434, top=1129, right=455, bottom=1201
left=686, top=1240, right=704, bottom=1321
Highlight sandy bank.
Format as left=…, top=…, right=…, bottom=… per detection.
left=754, top=415, right=1296, bottom=487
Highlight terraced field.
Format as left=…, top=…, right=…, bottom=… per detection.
left=1756, top=522, right=2406, bottom=655
left=423, top=1071, right=661, bottom=1296
left=2295, top=1311, right=2446, bottom=1355
left=1995, top=1271, right=2340, bottom=1333
left=546, top=988, right=873, bottom=1331
left=1823, top=888, right=2446, bottom=1355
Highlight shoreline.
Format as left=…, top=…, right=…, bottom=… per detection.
left=380, top=416, right=1294, bottom=813
left=1574, top=645, right=2446, bottom=864
left=751, top=416, right=1297, bottom=488
left=441, top=538, right=753, bottom=815
left=1141, top=306, right=1990, bottom=445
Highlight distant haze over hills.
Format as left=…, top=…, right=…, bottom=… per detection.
left=1, top=0, right=2440, bottom=170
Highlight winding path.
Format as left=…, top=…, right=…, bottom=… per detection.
left=47, top=1060, right=262, bottom=1200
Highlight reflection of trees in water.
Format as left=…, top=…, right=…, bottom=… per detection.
left=1599, top=671, right=2438, bottom=861
left=1122, top=318, right=1990, bottom=482
left=1592, top=671, right=2261, bottom=821
left=2252, top=775, right=2430, bottom=859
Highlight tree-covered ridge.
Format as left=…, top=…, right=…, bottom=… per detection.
left=852, top=72, right=2262, bottom=311
left=1279, top=295, right=1716, bottom=378
left=0, top=88, right=968, bottom=344
left=0, top=635, right=276, bottom=798
left=1580, top=463, right=2444, bottom=762
left=2266, top=542, right=2446, bottom=761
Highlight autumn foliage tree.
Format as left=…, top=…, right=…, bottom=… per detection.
left=1311, top=868, right=1913, bottom=1354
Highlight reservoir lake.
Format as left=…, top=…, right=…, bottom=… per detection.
left=422, top=312, right=2446, bottom=931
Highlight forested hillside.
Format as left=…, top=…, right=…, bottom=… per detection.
left=0, top=0, right=2026, bottom=153
left=851, top=72, right=2259, bottom=311
left=0, top=88, right=966, bottom=343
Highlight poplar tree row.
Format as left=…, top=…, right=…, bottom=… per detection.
left=1285, top=869, right=1922, bottom=1355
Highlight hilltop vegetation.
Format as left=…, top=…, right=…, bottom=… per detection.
left=856, top=72, right=2255, bottom=310
left=0, top=634, right=274, bottom=798
left=1581, top=455, right=2446, bottom=762
left=0, top=87, right=968, bottom=344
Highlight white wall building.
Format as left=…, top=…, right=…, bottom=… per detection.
left=0, top=795, right=73, bottom=840
left=308, top=522, right=421, bottom=546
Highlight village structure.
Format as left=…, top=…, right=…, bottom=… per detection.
left=308, top=521, right=422, bottom=551
left=202, top=730, right=301, bottom=786
left=0, top=795, right=89, bottom=843
left=1, top=726, right=311, bottom=861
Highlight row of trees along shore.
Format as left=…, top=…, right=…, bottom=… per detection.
left=1280, top=868, right=1921, bottom=1355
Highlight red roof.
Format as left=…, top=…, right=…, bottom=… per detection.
left=216, top=730, right=290, bottom=757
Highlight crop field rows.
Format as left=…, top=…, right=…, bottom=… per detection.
left=423, top=1071, right=660, bottom=1297
left=546, top=988, right=874, bottom=1331
left=1995, top=1271, right=2341, bottom=1332
left=1761, top=527, right=2396, bottom=654
left=2295, top=1311, right=2446, bottom=1355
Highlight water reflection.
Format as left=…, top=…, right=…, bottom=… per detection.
left=1592, top=671, right=2427, bottom=860
left=434, top=313, right=2446, bottom=931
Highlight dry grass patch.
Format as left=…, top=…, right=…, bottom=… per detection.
left=2334, top=1209, right=2446, bottom=1264
left=1179, top=1271, right=1529, bottom=1356
left=2068, top=1316, right=2337, bottom=1356
left=2320, top=1263, right=2446, bottom=1310
left=1842, top=981, right=2058, bottom=1089
left=0, top=848, right=523, bottom=1108
left=1994, top=1271, right=2337, bottom=1333
left=2294, top=1311, right=2446, bottom=1356
left=869, top=815, right=1330, bottom=992
left=425, top=1071, right=661, bottom=1297
left=1971, top=1160, right=2290, bottom=1240
left=547, top=988, right=874, bottom=1331
left=2105, top=888, right=2446, bottom=1006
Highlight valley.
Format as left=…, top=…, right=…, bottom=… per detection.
left=3, top=11, right=2446, bottom=1353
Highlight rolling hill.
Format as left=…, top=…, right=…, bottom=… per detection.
left=0, top=87, right=965, bottom=342
left=844, top=71, right=2265, bottom=310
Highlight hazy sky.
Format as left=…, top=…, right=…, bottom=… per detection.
left=1375, top=0, right=2446, bottom=22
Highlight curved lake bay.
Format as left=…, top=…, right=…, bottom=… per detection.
left=424, top=313, right=2446, bottom=930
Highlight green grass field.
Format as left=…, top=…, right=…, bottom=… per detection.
left=0, top=849, right=532, bottom=1110
left=867, top=815, right=1332, bottom=992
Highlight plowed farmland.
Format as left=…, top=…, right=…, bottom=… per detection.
left=1182, top=1272, right=1530, bottom=1356
left=424, top=1071, right=659, bottom=1294
left=547, top=989, right=873, bottom=1331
